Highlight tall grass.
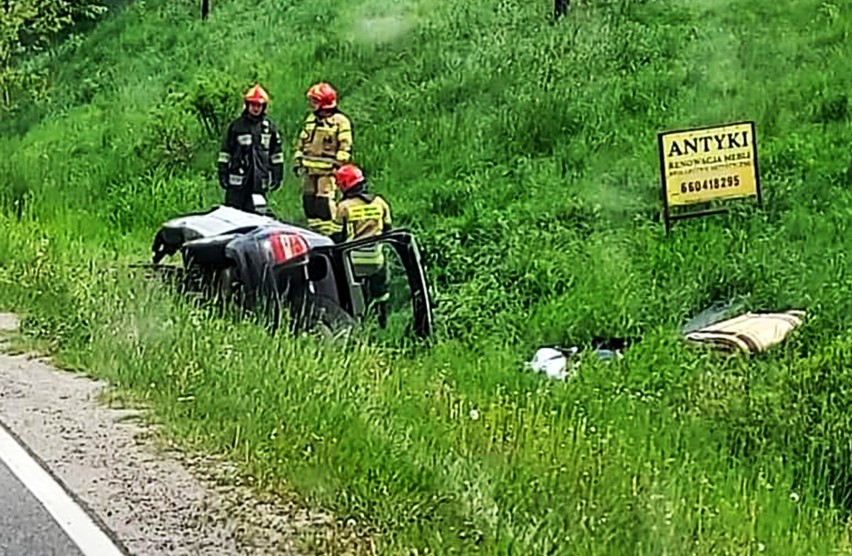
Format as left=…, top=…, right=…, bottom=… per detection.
left=3, top=0, right=852, bottom=553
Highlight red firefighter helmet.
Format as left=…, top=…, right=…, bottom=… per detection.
left=243, top=83, right=270, bottom=105
left=334, top=164, right=365, bottom=192
left=306, top=82, right=337, bottom=110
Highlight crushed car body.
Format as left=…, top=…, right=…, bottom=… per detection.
left=150, top=205, right=434, bottom=339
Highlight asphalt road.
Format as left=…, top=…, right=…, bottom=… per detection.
left=0, top=310, right=288, bottom=556
left=0, top=459, right=84, bottom=556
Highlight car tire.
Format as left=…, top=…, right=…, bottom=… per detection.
left=213, top=266, right=239, bottom=307
left=295, top=295, right=357, bottom=340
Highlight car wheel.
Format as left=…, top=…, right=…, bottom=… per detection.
left=213, top=266, right=236, bottom=305
left=298, top=296, right=357, bottom=340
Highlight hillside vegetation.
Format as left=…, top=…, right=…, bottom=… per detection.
left=3, top=0, right=852, bottom=553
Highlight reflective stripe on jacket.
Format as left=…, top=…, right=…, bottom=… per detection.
left=336, top=193, right=392, bottom=275
left=294, top=111, right=352, bottom=173
left=218, top=112, right=284, bottom=192
left=336, top=195, right=391, bottom=242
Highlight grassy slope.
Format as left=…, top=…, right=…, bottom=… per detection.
left=3, top=0, right=852, bottom=553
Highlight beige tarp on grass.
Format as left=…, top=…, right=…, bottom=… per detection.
left=685, top=310, right=806, bottom=354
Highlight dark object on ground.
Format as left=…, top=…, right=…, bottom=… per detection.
left=201, top=0, right=209, bottom=20
left=148, top=205, right=433, bottom=339
left=525, top=340, right=628, bottom=381
left=554, top=0, right=569, bottom=19
left=590, top=336, right=638, bottom=352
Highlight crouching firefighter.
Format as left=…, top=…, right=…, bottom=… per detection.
left=293, top=82, right=353, bottom=235
left=332, top=164, right=392, bottom=328
left=217, top=83, right=284, bottom=213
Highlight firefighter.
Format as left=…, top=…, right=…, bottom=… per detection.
left=217, top=83, right=284, bottom=213
left=332, top=164, right=392, bottom=328
left=293, top=82, right=353, bottom=236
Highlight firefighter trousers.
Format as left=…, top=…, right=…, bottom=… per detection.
left=301, top=174, right=338, bottom=235
left=355, top=262, right=390, bottom=329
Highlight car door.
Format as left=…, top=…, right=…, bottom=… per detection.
left=316, top=230, right=434, bottom=339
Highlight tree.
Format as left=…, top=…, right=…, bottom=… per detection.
left=0, top=0, right=105, bottom=107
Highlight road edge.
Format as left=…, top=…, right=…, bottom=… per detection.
left=0, top=419, right=131, bottom=556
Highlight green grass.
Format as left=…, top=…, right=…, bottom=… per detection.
left=3, top=0, right=852, bottom=553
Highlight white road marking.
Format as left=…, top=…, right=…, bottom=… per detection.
left=0, top=421, right=126, bottom=556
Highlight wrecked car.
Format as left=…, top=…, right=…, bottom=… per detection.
left=148, top=202, right=434, bottom=338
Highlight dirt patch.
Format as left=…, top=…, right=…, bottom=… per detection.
left=0, top=314, right=370, bottom=555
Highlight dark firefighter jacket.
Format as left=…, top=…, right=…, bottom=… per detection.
left=218, top=111, right=284, bottom=193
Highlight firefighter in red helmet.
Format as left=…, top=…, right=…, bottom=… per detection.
left=332, top=164, right=392, bottom=327
left=293, top=82, right=353, bottom=235
left=217, top=83, right=284, bottom=213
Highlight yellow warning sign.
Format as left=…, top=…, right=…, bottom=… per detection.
left=659, top=121, right=759, bottom=207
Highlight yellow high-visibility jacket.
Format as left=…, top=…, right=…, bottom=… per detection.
left=334, top=193, right=392, bottom=272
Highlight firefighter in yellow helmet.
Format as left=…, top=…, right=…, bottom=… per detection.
left=218, top=84, right=284, bottom=213
left=332, top=164, right=392, bottom=328
left=293, top=82, right=353, bottom=235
